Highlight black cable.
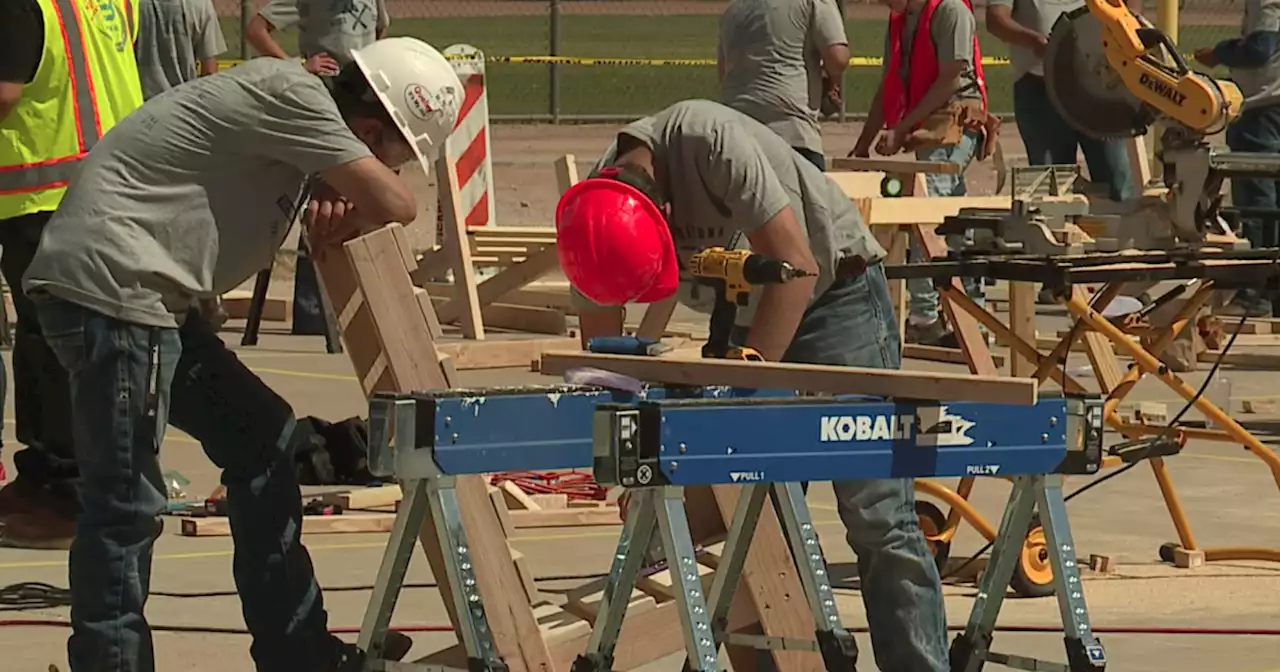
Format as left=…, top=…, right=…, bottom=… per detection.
left=940, top=298, right=1245, bottom=583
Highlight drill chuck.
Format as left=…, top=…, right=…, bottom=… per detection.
left=741, top=254, right=816, bottom=285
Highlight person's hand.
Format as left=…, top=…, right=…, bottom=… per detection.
left=874, top=127, right=905, bottom=156
left=1030, top=33, right=1049, bottom=59
left=848, top=140, right=872, bottom=158
left=1193, top=46, right=1218, bottom=68
left=617, top=492, right=630, bottom=523
left=305, top=182, right=368, bottom=260
left=304, top=53, right=340, bottom=76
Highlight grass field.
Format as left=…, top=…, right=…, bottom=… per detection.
left=217, top=15, right=1237, bottom=118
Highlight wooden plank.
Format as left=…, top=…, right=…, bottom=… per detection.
left=511, top=549, right=540, bottom=605
left=1009, top=282, right=1038, bottom=377
left=436, top=247, right=562, bottom=324
left=636, top=297, right=678, bottom=341
left=180, top=513, right=396, bottom=537
left=829, top=157, right=961, bottom=174
left=221, top=291, right=289, bottom=321
left=868, top=194, right=1086, bottom=226
left=321, top=485, right=402, bottom=510
left=430, top=296, right=566, bottom=335
left=508, top=506, right=622, bottom=528
left=314, top=233, right=393, bottom=396
left=828, top=171, right=887, bottom=199
left=425, top=283, right=577, bottom=313
left=437, top=155, right=486, bottom=340
left=488, top=485, right=516, bottom=539
left=555, top=154, right=580, bottom=194
left=563, top=577, right=654, bottom=625
left=539, top=352, right=1037, bottom=405
left=903, top=344, right=1006, bottom=367
left=500, top=480, right=543, bottom=511
left=436, top=337, right=580, bottom=370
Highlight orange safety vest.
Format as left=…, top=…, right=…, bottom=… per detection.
left=881, top=0, right=988, bottom=129
left=0, top=0, right=143, bottom=219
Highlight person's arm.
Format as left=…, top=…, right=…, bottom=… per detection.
left=696, top=121, right=819, bottom=362
left=318, top=156, right=416, bottom=225
left=375, top=0, right=390, bottom=39
left=893, top=0, right=974, bottom=133
left=1209, top=32, right=1279, bottom=69
left=0, top=0, right=43, bottom=123
left=811, top=0, right=850, bottom=86
left=985, top=1, right=1047, bottom=56
left=194, top=0, right=228, bottom=76
left=851, top=82, right=885, bottom=156
left=246, top=0, right=295, bottom=60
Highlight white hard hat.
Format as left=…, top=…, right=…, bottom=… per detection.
left=351, top=37, right=464, bottom=172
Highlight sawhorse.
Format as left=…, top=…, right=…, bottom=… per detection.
left=241, top=222, right=344, bottom=353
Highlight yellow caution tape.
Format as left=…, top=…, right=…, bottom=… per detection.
left=216, top=54, right=1016, bottom=69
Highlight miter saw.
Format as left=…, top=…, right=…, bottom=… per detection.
left=1033, top=0, right=1280, bottom=247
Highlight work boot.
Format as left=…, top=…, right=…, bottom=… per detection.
left=0, top=509, right=76, bottom=550
left=0, top=477, right=44, bottom=524
left=329, top=631, right=414, bottom=671
left=904, top=317, right=951, bottom=346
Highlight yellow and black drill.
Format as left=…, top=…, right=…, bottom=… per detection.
left=689, top=247, right=816, bottom=361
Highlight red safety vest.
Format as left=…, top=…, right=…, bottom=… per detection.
left=881, top=0, right=988, bottom=129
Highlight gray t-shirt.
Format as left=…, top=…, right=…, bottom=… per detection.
left=988, top=0, right=1082, bottom=80
left=258, top=0, right=390, bottom=64
left=571, top=100, right=886, bottom=325
left=135, top=0, right=228, bottom=100
left=1235, top=0, right=1280, bottom=109
left=24, top=59, right=373, bottom=328
left=718, top=0, right=847, bottom=154
left=883, top=0, right=982, bottom=106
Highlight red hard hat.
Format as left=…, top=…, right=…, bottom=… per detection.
left=555, top=175, right=678, bottom=306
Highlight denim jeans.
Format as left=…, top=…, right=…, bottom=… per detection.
left=36, top=296, right=340, bottom=672
left=735, top=266, right=950, bottom=672
left=0, top=211, right=79, bottom=506
left=1013, top=74, right=1136, bottom=203
left=1227, top=105, right=1280, bottom=249
left=909, top=130, right=985, bottom=323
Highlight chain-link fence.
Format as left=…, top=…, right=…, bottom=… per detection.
left=211, top=0, right=1245, bottom=121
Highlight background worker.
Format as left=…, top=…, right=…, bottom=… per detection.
left=558, top=99, right=950, bottom=672
left=135, top=0, right=230, bottom=326
left=247, top=0, right=392, bottom=335
left=985, top=0, right=1135, bottom=203
left=852, top=0, right=991, bottom=347
left=0, top=0, right=144, bottom=548
left=22, top=38, right=461, bottom=671
left=1196, top=0, right=1280, bottom=318
left=717, top=0, right=851, bottom=171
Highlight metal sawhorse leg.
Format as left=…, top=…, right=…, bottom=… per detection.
left=356, top=400, right=506, bottom=672
left=950, top=474, right=1106, bottom=672
left=242, top=224, right=344, bottom=353
left=571, top=482, right=857, bottom=672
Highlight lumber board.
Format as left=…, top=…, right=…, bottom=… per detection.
left=429, top=296, right=566, bottom=335
left=555, top=154, right=580, bottom=194
left=828, top=171, right=887, bottom=199
left=511, top=549, right=540, bottom=605
left=221, top=291, right=289, bottom=321
left=903, top=343, right=1006, bottom=367
left=436, top=337, right=580, bottom=370
left=829, top=156, right=962, bottom=174
left=321, top=484, right=403, bottom=510
left=539, top=352, right=1038, bottom=405
left=867, top=194, right=1086, bottom=226
left=179, top=513, right=395, bottom=537
left=636, top=296, right=678, bottom=341
left=562, top=577, right=655, bottom=625
left=508, top=504, right=621, bottom=529
left=436, top=155, right=486, bottom=339
left=436, top=247, right=561, bottom=324
left=314, top=231, right=394, bottom=395
left=425, top=283, right=577, bottom=313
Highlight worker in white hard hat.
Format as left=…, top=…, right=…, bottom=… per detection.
left=22, top=37, right=461, bottom=672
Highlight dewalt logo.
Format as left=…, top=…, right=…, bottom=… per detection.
left=1139, top=73, right=1187, bottom=107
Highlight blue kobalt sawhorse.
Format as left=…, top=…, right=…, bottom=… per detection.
left=576, top=393, right=1110, bottom=672
left=356, top=385, right=1106, bottom=672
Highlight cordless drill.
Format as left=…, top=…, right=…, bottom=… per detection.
left=688, top=247, right=816, bottom=361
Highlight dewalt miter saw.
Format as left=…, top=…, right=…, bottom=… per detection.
left=1042, top=0, right=1280, bottom=247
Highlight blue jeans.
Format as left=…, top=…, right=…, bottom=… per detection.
left=1013, top=74, right=1136, bottom=203
left=1227, top=105, right=1280, bottom=249
left=909, top=130, right=985, bottom=323
left=35, top=296, right=340, bottom=672
left=742, top=266, right=949, bottom=672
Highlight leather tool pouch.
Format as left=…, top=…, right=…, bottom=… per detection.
left=904, top=99, right=1002, bottom=162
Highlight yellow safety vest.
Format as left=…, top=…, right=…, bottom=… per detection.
left=0, top=0, right=144, bottom=219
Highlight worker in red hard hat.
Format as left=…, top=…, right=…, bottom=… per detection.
left=556, top=99, right=950, bottom=672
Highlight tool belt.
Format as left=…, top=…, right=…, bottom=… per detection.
left=903, top=99, right=1001, bottom=162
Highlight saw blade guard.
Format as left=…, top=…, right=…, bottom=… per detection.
left=1044, top=6, right=1152, bottom=140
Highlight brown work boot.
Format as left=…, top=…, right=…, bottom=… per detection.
left=0, top=509, right=76, bottom=550
left=904, top=317, right=953, bottom=346
left=0, top=478, right=44, bottom=524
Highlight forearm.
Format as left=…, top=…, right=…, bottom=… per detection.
left=822, top=45, right=849, bottom=83
left=743, top=279, right=818, bottom=361
left=199, top=58, right=218, bottom=76
left=1213, top=32, right=1279, bottom=69
left=246, top=18, right=290, bottom=59
left=578, top=306, right=625, bottom=349
left=855, top=85, right=886, bottom=148
left=896, top=75, right=959, bottom=132
left=987, top=15, right=1044, bottom=51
